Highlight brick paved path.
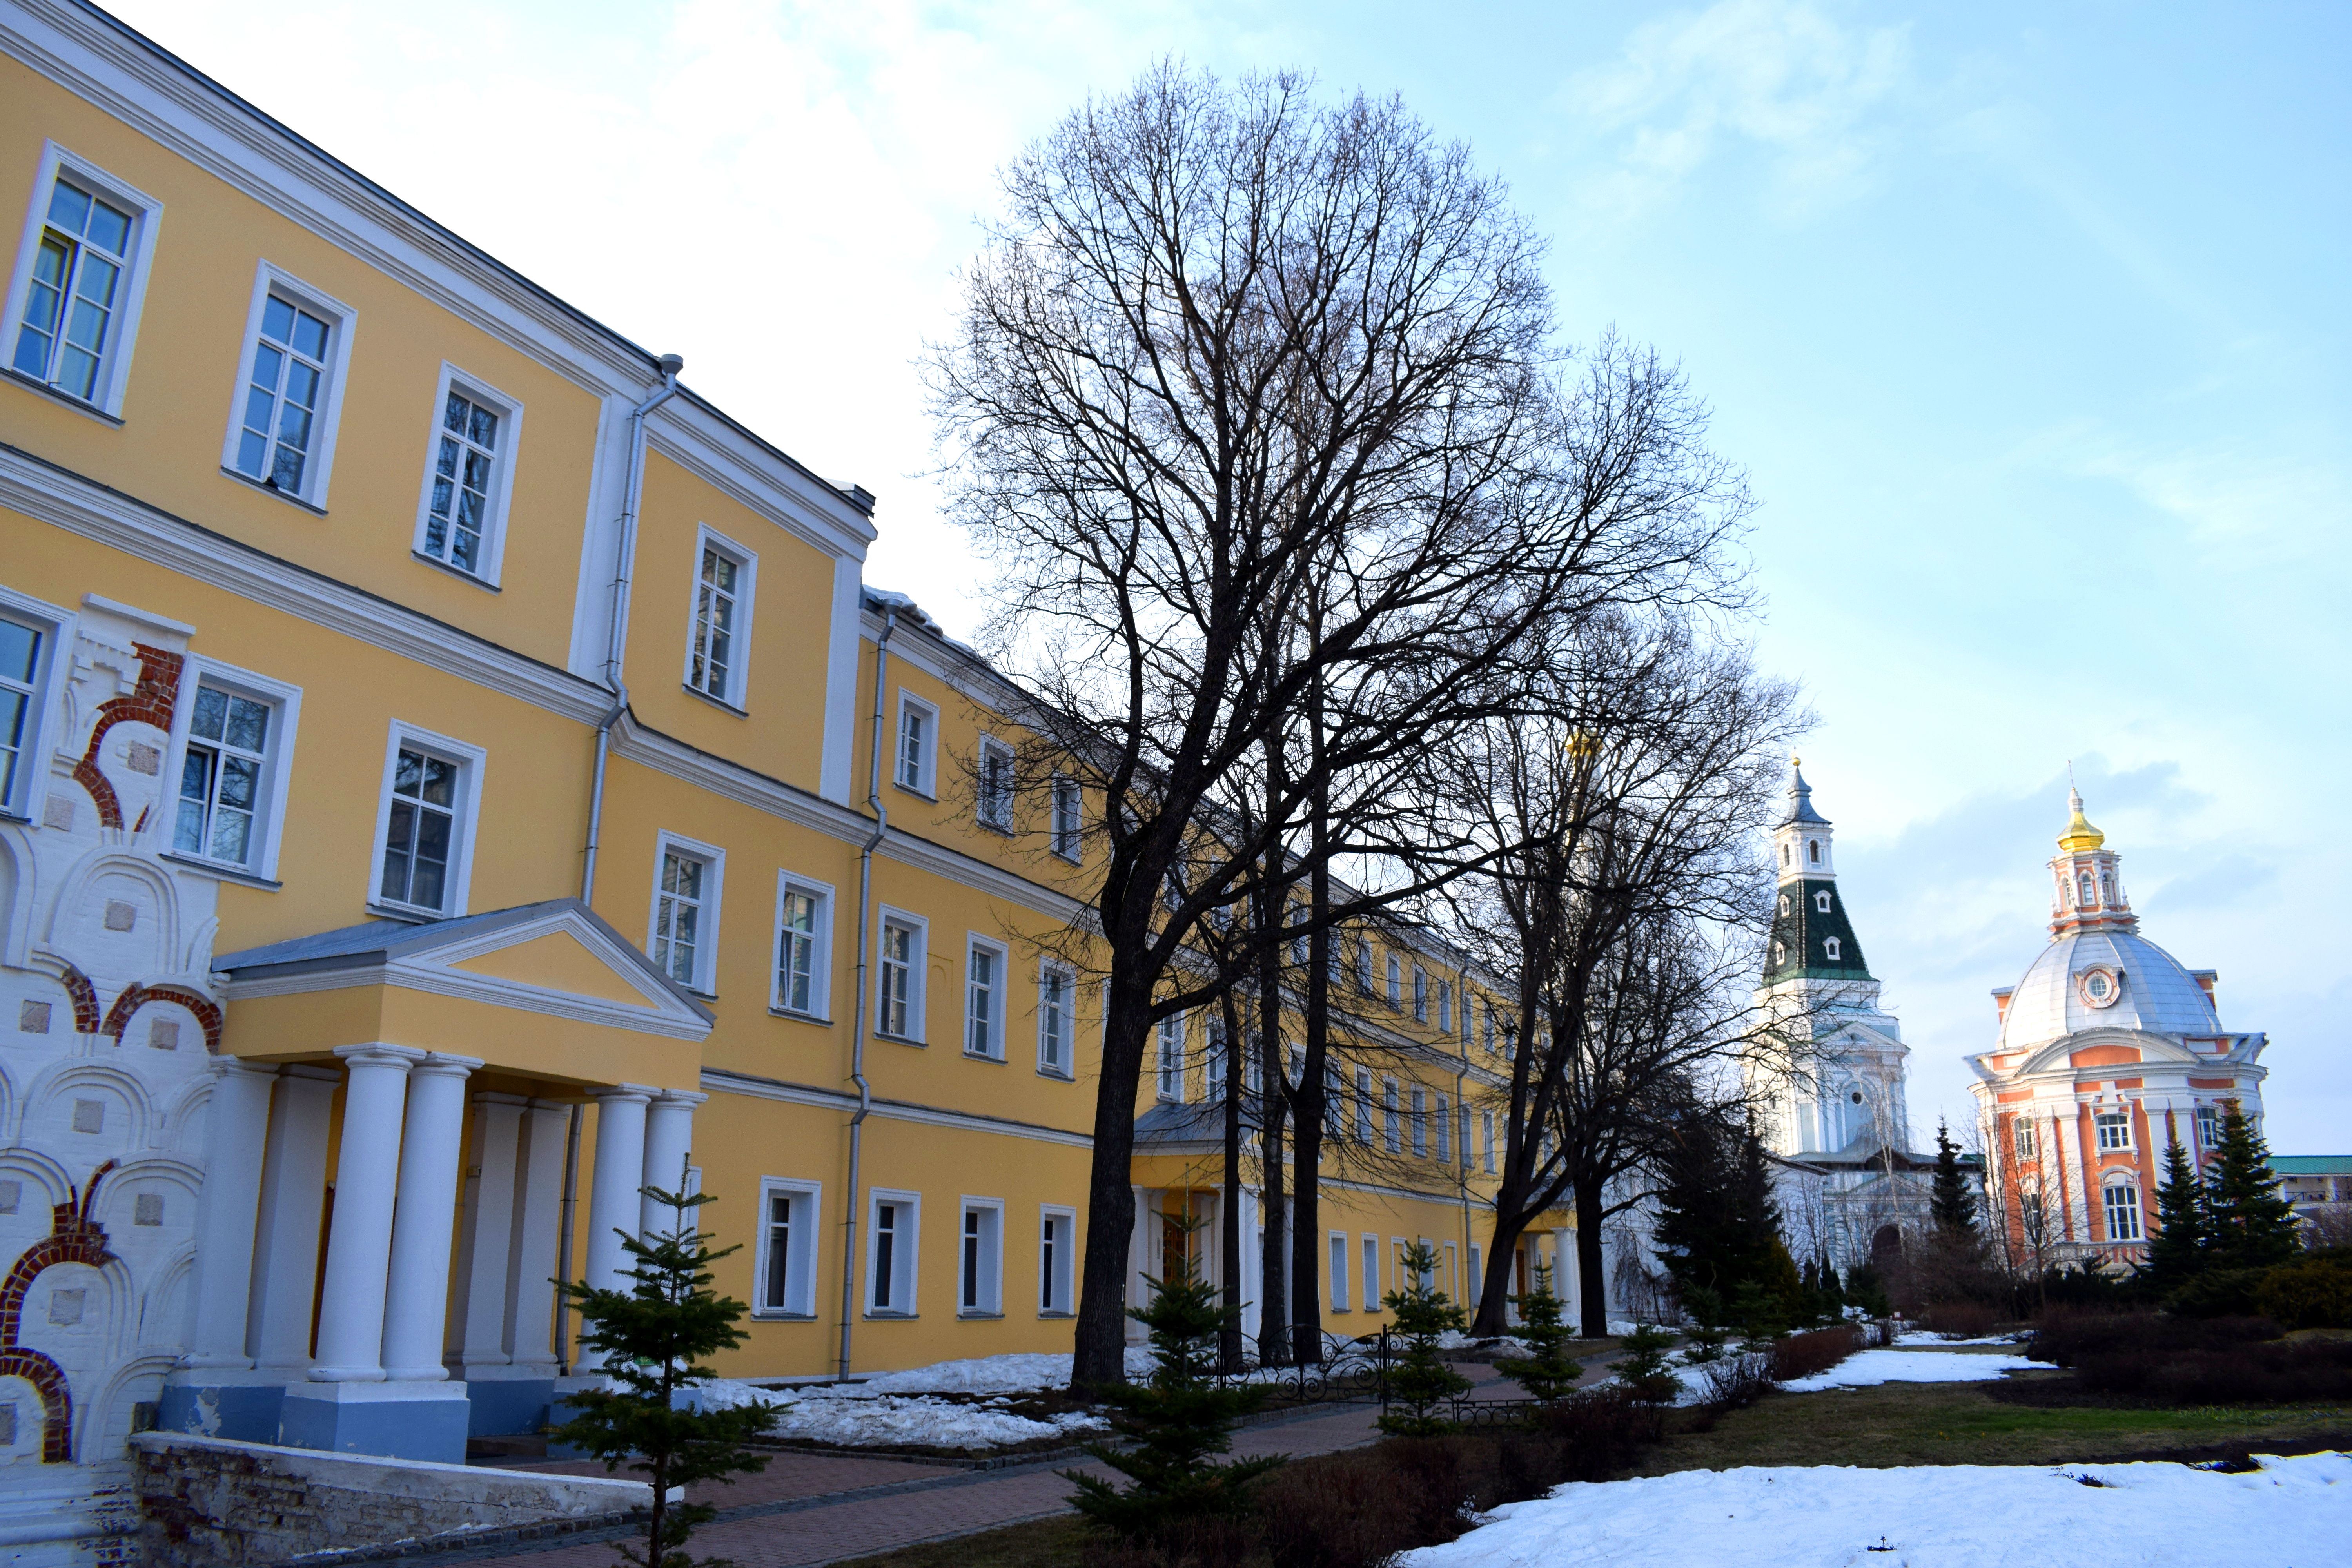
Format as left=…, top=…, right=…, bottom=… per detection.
left=448, top=1355, right=1619, bottom=1568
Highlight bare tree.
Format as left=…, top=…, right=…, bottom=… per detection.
left=927, top=65, right=1746, bottom=1386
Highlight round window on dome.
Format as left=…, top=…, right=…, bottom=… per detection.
left=2076, top=964, right=2123, bottom=1010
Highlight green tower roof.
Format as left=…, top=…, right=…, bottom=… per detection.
left=1765, top=876, right=1871, bottom=983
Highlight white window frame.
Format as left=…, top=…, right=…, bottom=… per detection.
left=1039, top=1204, right=1078, bottom=1316
left=2013, top=1118, right=2037, bottom=1162
left=1815, top=890, right=1832, bottom=913
left=368, top=721, right=486, bottom=919
left=1361, top=1234, right=1381, bottom=1312
left=160, top=656, right=303, bottom=884
left=1410, top=1086, right=1428, bottom=1156
left=0, top=586, right=74, bottom=823
left=2102, top=1180, right=2143, bottom=1243
left=682, top=525, right=758, bottom=711
left=958, top=1196, right=1005, bottom=1316
left=1156, top=1013, right=1186, bottom=1102
left=964, top=933, right=1009, bottom=1060
left=1355, top=1069, right=1374, bottom=1144
left=218, top=260, right=357, bottom=508
left=1386, top=953, right=1402, bottom=1005
left=1481, top=1110, right=1497, bottom=1173
left=2094, top=1111, right=2132, bottom=1152
left=865, top=1187, right=921, bottom=1316
left=1049, top=774, right=1082, bottom=861
left=1436, top=980, right=1453, bottom=1033
left=1433, top=1093, right=1450, bottom=1163
left=893, top=690, right=938, bottom=797
left=1355, top=940, right=1373, bottom=995
left=1036, top=962, right=1075, bottom=1078
left=646, top=831, right=725, bottom=995
left=1383, top=1078, right=1401, bottom=1153
left=976, top=734, right=1015, bottom=832
left=772, top=871, right=835, bottom=1019
left=4, top=143, right=163, bottom=419
left=875, top=907, right=928, bottom=1042
left=753, top=1177, right=822, bottom=1318
left=1824, top=937, right=1842, bottom=961
left=1328, top=1231, right=1350, bottom=1312
left=1459, top=1102, right=1474, bottom=1169
left=2194, top=1105, right=2221, bottom=1152
left=1412, top=965, right=1428, bottom=1022
left=409, top=362, right=523, bottom=585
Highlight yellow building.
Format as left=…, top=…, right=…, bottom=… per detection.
left=0, top=2, right=1564, bottom=1548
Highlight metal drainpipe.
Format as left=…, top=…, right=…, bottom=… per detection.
left=553, top=1102, right=583, bottom=1374
left=838, top=608, right=897, bottom=1378
left=580, top=354, right=684, bottom=904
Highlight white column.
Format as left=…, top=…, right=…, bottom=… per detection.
left=248, top=1066, right=339, bottom=1371
left=450, top=1093, right=528, bottom=1375
left=1238, top=1189, right=1261, bottom=1343
left=504, top=1100, right=571, bottom=1371
left=310, top=1045, right=422, bottom=1382
left=639, top=1090, right=704, bottom=1239
left=375, top=1054, right=481, bottom=1381
left=1553, top=1224, right=1576, bottom=1317
left=183, top=1061, right=279, bottom=1369
left=576, top=1086, right=653, bottom=1374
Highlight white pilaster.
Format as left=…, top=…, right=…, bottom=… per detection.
left=182, top=1061, right=278, bottom=1369
left=450, top=1093, right=528, bottom=1376
left=575, top=1085, right=653, bottom=1374
left=505, top=1100, right=571, bottom=1371
left=374, top=1054, right=479, bottom=1381
left=1553, top=1225, right=1575, bottom=1316
left=639, top=1089, right=706, bottom=1239
left=310, top=1045, right=423, bottom=1382
left=249, top=1065, right=340, bottom=1372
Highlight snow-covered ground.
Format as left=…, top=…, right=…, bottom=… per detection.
left=688, top=1348, right=1150, bottom=1450
left=1893, top=1329, right=2024, bottom=1348
left=1401, top=1452, right=2352, bottom=1568
left=1779, top=1346, right=2041, bottom=1393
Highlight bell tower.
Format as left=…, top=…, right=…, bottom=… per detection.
left=2048, top=786, right=2138, bottom=938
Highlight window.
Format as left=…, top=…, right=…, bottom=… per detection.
left=1361, top=1235, right=1380, bottom=1312
left=755, top=1179, right=821, bottom=1317
left=1482, top=1007, right=1496, bottom=1058
left=2195, top=1105, right=2221, bottom=1150
left=1433, top=1094, right=1450, bottom=1162
left=977, top=737, right=1014, bottom=831
left=1157, top=1015, right=1185, bottom=1101
left=1040, top=1207, right=1077, bottom=1314
left=1411, top=965, right=1428, bottom=1022
left=1383, top=1080, right=1401, bottom=1153
left=877, top=912, right=925, bottom=1040
left=2013, top=1119, right=2037, bottom=1162
left=1038, top=965, right=1074, bottom=1076
left=1459, top=1103, right=1474, bottom=1168
left=1051, top=775, right=1082, bottom=860
left=1815, top=891, right=1832, bottom=913
left=773, top=875, right=833, bottom=1017
left=959, top=1200, right=1004, bottom=1315
left=1386, top=954, right=1402, bottom=1005
left=1824, top=937, right=1842, bottom=962
left=165, top=665, right=300, bottom=879
left=222, top=265, right=353, bottom=505
left=1808, top=839, right=1821, bottom=865
left=894, top=692, right=937, bottom=795
left=1410, top=1087, right=1428, bottom=1156
left=372, top=724, right=484, bottom=916
left=1328, top=1233, right=1350, bottom=1311
left=966, top=938, right=1007, bottom=1058
left=1778, top=894, right=1789, bottom=916
left=1773, top=941, right=1787, bottom=966
left=7, top=149, right=158, bottom=413
left=0, top=592, right=68, bottom=820
left=1481, top=1111, right=1496, bottom=1173
left=685, top=531, right=757, bottom=708
left=1355, top=940, right=1373, bottom=994
left=1436, top=981, right=1453, bottom=1033
left=649, top=835, right=724, bottom=992
left=2094, top=1111, right=2132, bottom=1152
left=866, top=1190, right=920, bottom=1314
left=1355, top=1070, right=1374, bottom=1144
left=2103, top=1182, right=2143, bottom=1243
left=1204, top=1017, right=1227, bottom=1104
left=412, top=367, right=520, bottom=581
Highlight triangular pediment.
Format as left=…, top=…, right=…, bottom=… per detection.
left=450, top=929, right=661, bottom=1009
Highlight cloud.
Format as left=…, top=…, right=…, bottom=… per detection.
left=1561, top=0, right=1912, bottom=219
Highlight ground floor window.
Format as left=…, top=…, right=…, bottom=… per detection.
left=1328, top=1232, right=1350, bottom=1311
left=2103, top=1181, right=2143, bottom=1242
left=755, top=1179, right=820, bottom=1316
left=1040, top=1207, right=1076, bottom=1314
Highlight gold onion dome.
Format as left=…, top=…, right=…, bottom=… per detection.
left=2057, top=786, right=2106, bottom=853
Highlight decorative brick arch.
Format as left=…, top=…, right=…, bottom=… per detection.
left=70, top=644, right=183, bottom=832
left=0, top=1161, right=120, bottom=1463
left=58, top=965, right=101, bottom=1036
left=100, top=984, right=223, bottom=1054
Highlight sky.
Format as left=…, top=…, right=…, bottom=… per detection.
left=101, top=0, right=2351, bottom=1152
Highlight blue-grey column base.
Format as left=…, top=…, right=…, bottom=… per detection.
left=278, top=1381, right=472, bottom=1464
left=463, top=1375, right=555, bottom=1437
left=157, top=1381, right=286, bottom=1444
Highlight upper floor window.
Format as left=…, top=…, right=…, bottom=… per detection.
left=2195, top=1105, right=2221, bottom=1150
left=1411, top=965, right=1428, bottom=1023
left=966, top=937, right=1007, bottom=1059
left=895, top=692, right=937, bottom=795
left=7, top=150, right=159, bottom=415
left=1410, top=1087, right=1428, bottom=1156
left=774, top=875, right=831, bottom=1017
left=223, top=265, right=354, bottom=506
left=1386, top=954, right=1402, bottom=1006
left=414, top=368, right=521, bottom=582
left=686, top=531, right=757, bottom=710
left=650, top=834, right=724, bottom=993
left=1355, top=1070, right=1375, bottom=1144
left=169, top=671, right=299, bottom=878
left=1383, top=1079, right=1401, bottom=1153
left=876, top=910, right=925, bottom=1040
left=1038, top=965, right=1073, bottom=1077
left=1436, top=981, right=1452, bottom=1033
left=2013, top=1119, right=2037, bottom=1161
left=1156, top=1014, right=1185, bottom=1101
left=1050, top=775, right=1082, bottom=861
left=372, top=723, right=484, bottom=917
left=1815, top=891, right=1831, bottom=913
left=1433, top=1094, right=1450, bottom=1163
left=2094, top=1111, right=2132, bottom=1152
left=0, top=593, right=69, bottom=819
left=1824, top=937, right=1842, bottom=961
left=1808, top=839, right=1821, bottom=864
left=977, top=738, right=1014, bottom=832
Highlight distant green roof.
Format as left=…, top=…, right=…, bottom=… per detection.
left=2269, top=1156, right=2352, bottom=1174
left=1764, top=875, right=1870, bottom=983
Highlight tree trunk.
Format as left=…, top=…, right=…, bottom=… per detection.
left=1575, top=1178, right=1610, bottom=1338
left=1255, top=833, right=1291, bottom=1367
left=1073, top=970, right=1152, bottom=1388
left=1220, top=989, right=1246, bottom=1374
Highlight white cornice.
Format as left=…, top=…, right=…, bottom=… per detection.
left=221, top=963, right=711, bottom=1040
left=648, top=414, right=873, bottom=563
left=702, top=1068, right=1093, bottom=1149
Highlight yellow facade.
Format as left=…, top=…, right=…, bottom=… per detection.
left=0, top=15, right=1566, bottom=1516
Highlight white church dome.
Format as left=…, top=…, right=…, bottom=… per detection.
left=1997, top=928, right=2220, bottom=1049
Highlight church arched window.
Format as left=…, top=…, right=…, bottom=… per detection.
left=1808, top=840, right=1821, bottom=865
left=2100, top=872, right=2115, bottom=904
left=1815, top=891, right=1831, bottom=913
left=1777, top=894, right=1788, bottom=916
left=2078, top=872, right=2094, bottom=904
left=1773, top=942, right=1786, bottom=965
left=1824, top=937, right=1842, bottom=961
left=1780, top=844, right=1790, bottom=866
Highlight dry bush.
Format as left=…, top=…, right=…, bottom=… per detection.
left=1769, top=1326, right=1862, bottom=1381
left=1254, top=1440, right=1471, bottom=1568
left=1491, top=1386, right=1664, bottom=1499
left=1082, top=1517, right=1258, bottom=1568
left=2073, top=1337, right=2352, bottom=1405
left=2255, top=1252, right=2352, bottom=1329
left=1697, top=1351, right=1773, bottom=1409
left=1920, top=1300, right=1999, bottom=1339
left=2026, top=1312, right=2277, bottom=1369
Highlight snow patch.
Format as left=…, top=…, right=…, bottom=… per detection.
left=1778, top=1347, right=2042, bottom=1393
left=1402, top=1452, right=2352, bottom=1568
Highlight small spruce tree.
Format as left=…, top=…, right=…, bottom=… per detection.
left=1493, top=1261, right=1582, bottom=1401
left=1064, top=1218, right=1283, bottom=1542
left=1929, top=1119, right=1978, bottom=1239
left=2142, top=1138, right=2207, bottom=1294
left=552, top=1173, right=774, bottom=1568
left=1613, top=1325, right=1685, bottom=1405
left=2202, top=1102, right=2301, bottom=1272
left=1378, top=1240, right=1473, bottom=1436
left=1677, top=1284, right=1730, bottom=1363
